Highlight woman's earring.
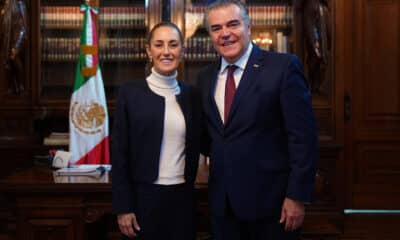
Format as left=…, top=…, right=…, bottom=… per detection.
left=149, top=56, right=153, bottom=63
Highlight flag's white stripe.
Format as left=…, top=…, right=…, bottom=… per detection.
left=85, top=10, right=94, bottom=67
left=86, top=55, right=93, bottom=68
left=70, top=69, right=108, bottom=163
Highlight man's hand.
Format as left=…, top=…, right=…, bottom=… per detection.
left=117, top=213, right=141, bottom=238
left=279, top=197, right=305, bottom=231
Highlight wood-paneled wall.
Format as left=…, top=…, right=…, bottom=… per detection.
left=343, top=0, right=400, bottom=209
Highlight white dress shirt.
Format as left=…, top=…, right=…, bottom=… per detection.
left=214, top=44, right=253, bottom=123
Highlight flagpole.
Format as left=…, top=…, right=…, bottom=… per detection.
left=69, top=0, right=110, bottom=165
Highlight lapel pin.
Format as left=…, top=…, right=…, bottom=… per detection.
left=253, top=64, right=259, bottom=68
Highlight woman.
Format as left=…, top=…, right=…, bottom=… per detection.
left=112, top=22, right=201, bottom=240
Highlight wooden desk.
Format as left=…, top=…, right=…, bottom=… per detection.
left=0, top=146, right=342, bottom=240
left=0, top=167, right=113, bottom=240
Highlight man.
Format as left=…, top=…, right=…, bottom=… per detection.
left=197, top=0, right=318, bottom=239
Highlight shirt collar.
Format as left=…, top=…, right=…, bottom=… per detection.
left=220, top=43, right=253, bottom=74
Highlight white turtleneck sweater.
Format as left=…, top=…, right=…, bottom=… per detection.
left=146, top=68, right=186, bottom=185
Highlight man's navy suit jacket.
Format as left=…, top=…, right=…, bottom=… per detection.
left=197, top=45, right=318, bottom=220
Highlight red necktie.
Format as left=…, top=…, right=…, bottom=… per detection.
left=224, top=65, right=238, bottom=123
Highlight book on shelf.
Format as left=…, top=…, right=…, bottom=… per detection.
left=41, top=6, right=146, bottom=28
left=276, top=31, right=288, bottom=53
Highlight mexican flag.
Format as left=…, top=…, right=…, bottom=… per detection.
left=69, top=3, right=110, bottom=165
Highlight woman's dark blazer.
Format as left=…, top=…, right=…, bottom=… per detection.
left=112, top=79, right=201, bottom=214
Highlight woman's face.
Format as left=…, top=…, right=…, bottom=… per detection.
left=146, top=26, right=184, bottom=76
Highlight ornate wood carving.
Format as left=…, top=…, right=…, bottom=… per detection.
left=84, top=208, right=106, bottom=224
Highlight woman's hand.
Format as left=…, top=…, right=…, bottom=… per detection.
left=117, top=213, right=141, bottom=238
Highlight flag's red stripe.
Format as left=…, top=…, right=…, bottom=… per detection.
left=75, top=137, right=110, bottom=164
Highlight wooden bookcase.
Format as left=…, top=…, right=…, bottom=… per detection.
left=32, top=0, right=154, bottom=104
left=171, top=0, right=303, bottom=84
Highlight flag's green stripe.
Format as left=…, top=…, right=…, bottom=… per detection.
left=72, top=59, right=86, bottom=92
left=81, top=11, right=88, bottom=46
left=73, top=9, right=89, bottom=92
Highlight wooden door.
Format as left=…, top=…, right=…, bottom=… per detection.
left=345, top=0, right=400, bottom=208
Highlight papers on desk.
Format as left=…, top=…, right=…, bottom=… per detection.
left=55, top=164, right=111, bottom=178
left=53, top=170, right=110, bottom=183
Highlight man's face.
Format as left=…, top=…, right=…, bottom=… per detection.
left=207, top=4, right=251, bottom=63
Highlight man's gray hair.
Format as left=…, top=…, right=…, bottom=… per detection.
left=204, top=0, right=250, bottom=30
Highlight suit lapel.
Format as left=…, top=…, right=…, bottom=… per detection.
left=226, top=46, right=264, bottom=126
left=206, top=61, right=224, bottom=131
